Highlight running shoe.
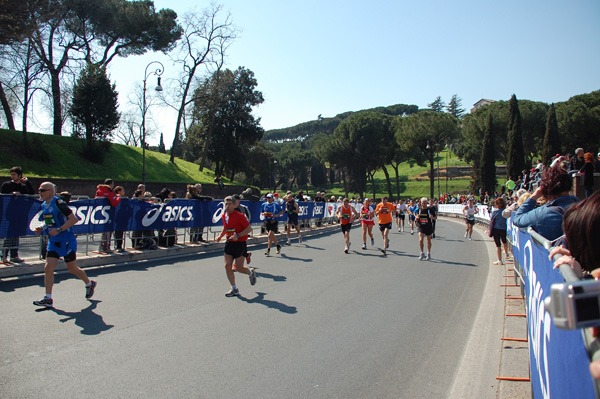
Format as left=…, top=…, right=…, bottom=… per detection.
left=402, top=228, right=404, bottom=232
left=33, top=296, right=53, bottom=308
left=225, top=288, right=240, bottom=297
left=381, top=249, right=386, bottom=255
left=246, top=252, right=252, bottom=265
left=398, top=228, right=401, bottom=232
left=85, top=280, right=97, bottom=299
left=362, top=244, right=367, bottom=250
left=468, top=236, right=472, bottom=241
left=411, top=230, right=414, bottom=235
left=10, top=257, right=24, bottom=263
left=371, top=238, right=375, bottom=246
left=344, top=246, right=349, bottom=254
left=249, top=268, right=257, bottom=286
left=418, top=252, right=425, bottom=261
left=464, top=232, right=468, bottom=238
left=493, top=260, right=504, bottom=265
left=285, top=241, right=292, bottom=246
left=276, top=244, right=281, bottom=254
left=265, top=248, right=270, bottom=256
left=426, top=252, right=431, bottom=261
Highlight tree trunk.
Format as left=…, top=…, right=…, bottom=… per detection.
left=381, top=164, right=394, bottom=200
left=50, top=70, right=62, bottom=135
left=0, top=82, right=16, bottom=130
left=429, top=154, right=435, bottom=200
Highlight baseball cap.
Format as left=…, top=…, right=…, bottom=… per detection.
left=266, top=193, right=273, bottom=198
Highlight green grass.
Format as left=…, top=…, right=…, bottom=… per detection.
left=0, top=129, right=236, bottom=185
left=1, top=129, right=477, bottom=198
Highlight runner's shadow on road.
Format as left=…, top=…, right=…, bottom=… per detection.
left=239, top=292, right=297, bottom=314
left=36, top=300, right=114, bottom=335
left=299, top=244, right=326, bottom=251
left=255, top=271, right=287, bottom=282
left=279, top=253, right=313, bottom=262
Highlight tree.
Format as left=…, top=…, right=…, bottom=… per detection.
left=428, top=96, right=446, bottom=113
left=480, top=112, right=497, bottom=195
left=167, top=3, right=236, bottom=162
left=70, top=63, right=120, bottom=145
left=446, top=94, right=465, bottom=119
left=27, top=0, right=181, bottom=136
left=555, top=90, right=600, bottom=156
left=0, top=0, right=43, bottom=45
left=506, top=94, right=526, bottom=180
left=158, top=132, right=166, bottom=153
left=189, top=67, right=264, bottom=180
left=542, top=103, right=561, bottom=166
left=396, top=111, right=461, bottom=199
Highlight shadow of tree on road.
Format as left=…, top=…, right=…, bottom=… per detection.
left=238, top=292, right=297, bottom=314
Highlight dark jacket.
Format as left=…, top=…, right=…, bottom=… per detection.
left=580, top=162, right=595, bottom=187
left=1, top=179, right=34, bottom=195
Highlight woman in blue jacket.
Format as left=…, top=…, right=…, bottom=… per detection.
left=513, top=167, right=579, bottom=241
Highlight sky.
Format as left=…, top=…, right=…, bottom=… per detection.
left=35, top=0, right=600, bottom=146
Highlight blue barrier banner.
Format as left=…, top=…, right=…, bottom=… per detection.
left=509, top=222, right=595, bottom=399
left=0, top=196, right=327, bottom=238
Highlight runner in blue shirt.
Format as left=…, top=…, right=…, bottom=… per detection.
left=261, top=193, right=283, bottom=255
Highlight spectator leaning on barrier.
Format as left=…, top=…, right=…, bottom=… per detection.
left=512, top=166, right=579, bottom=241
left=569, top=148, right=585, bottom=174
left=580, top=152, right=596, bottom=198
left=95, top=179, right=121, bottom=253
left=1, top=166, right=34, bottom=263
left=548, top=192, right=600, bottom=380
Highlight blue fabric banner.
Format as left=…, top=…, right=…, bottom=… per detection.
left=508, top=221, right=595, bottom=399
left=0, top=196, right=327, bottom=238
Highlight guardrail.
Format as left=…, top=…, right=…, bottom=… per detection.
left=439, top=203, right=599, bottom=398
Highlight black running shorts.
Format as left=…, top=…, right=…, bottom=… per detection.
left=224, top=240, right=247, bottom=259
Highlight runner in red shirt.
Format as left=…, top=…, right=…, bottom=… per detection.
left=336, top=198, right=359, bottom=253
left=216, top=196, right=257, bottom=297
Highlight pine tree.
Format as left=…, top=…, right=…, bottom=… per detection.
left=428, top=96, right=446, bottom=113
left=480, top=112, right=497, bottom=195
left=506, top=94, right=525, bottom=181
left=158, top=133, right=166, bottom=153
left=542, top=103, right=561, bottom=166
left=446, top=94, right=465, bottom=119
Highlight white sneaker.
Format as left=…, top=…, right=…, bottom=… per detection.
left=402, top=228, right=404, bottom=232
left=418, top=252, right=424, bottom=260
left=464, top=232, right=468, bottom=238
left=398, top=228, right=402, bottom=232
left=493, top=260, right=504, bottom=265
left=361, top=244, right=366, bottom=250
left=426, top=252, right=431, bottom=261
left=411, top=230, right=414, bottom=235
left=344, top=246, right=349, bottom=254
left=468, top=236, right=472, bottom=241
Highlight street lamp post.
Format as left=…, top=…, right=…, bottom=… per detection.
left=272, top=160, right=278, bottom=192
left=142, top=61, right=164, bottom=187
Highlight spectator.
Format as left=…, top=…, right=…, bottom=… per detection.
left=490, top=197, right=511, bottom=265
left=191, top=183, right=213, bottom=242
left=551, top=191, right=600, bottom=278
left=580, top=152, right=596, bottom=198
left=214, top=175, right=224, bottom=189
left=1, top=166, right=34, bottom=263
left=569, top=148, right=585, bottom=174
left=159, top=191, right=178, bottom=247
left=95, top=179, right=121, bottom=253
left=133, top=184, right=145, bottom=198
left=502, top=189, right=530, bottom=219
left=113, top=186, right=126, bottom=252
left=513, top=166, right=579, bottom=241
left=296, top=190, right=305, bottom=202
left=130, top=189, right=144, bottom=249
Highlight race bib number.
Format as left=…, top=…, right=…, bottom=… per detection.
left=43, top=214, right=57, bottom=227
left=225, top=228, right=236, bottom=238
left=264, top=212, right=273, bottom=218
left=342, top=213, right=350, bottom=219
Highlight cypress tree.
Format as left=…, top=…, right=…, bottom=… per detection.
left=158, top=133, right=166, bottom=153
left=506, top=94, right=525, bottom=181
left=480, top=112, right=497, bottom=196
left=542, top=103, right=561, bottom=166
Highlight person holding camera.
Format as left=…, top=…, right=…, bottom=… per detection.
left=1, top=166, right=35, bottom=263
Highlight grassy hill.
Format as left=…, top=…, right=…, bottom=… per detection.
left=0, top=129, right=231, bottom=185
left=1, top=129, right=475, bottom=199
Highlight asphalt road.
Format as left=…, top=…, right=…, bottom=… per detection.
left=0, top=219, right=498, bottom=399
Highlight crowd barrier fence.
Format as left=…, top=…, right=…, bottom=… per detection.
left=439, top=204, right=599, bottom=399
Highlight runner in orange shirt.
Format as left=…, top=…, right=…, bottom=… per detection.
left=375, top=196, right=395, bottom=255
left=336, top=198, right=359, bottom=253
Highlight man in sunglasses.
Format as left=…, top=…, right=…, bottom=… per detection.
left=33, top=182, right=96, bottom=308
